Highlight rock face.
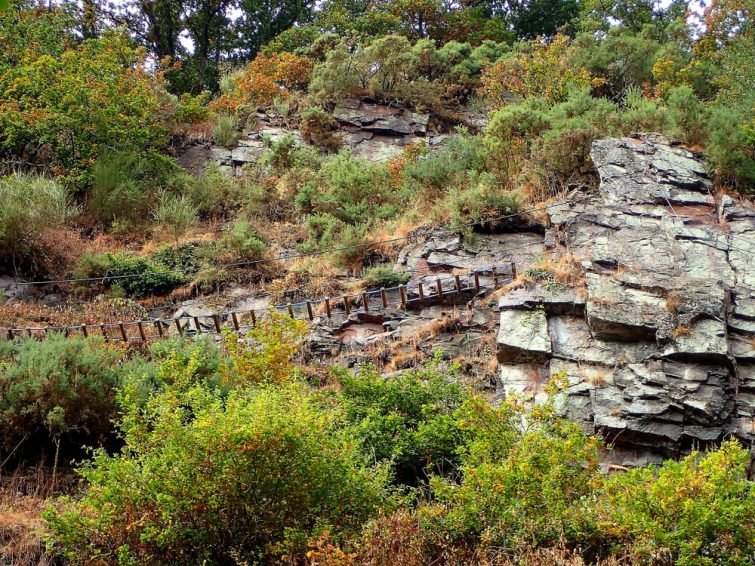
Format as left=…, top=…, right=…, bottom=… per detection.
left=185, top=98, right=453, bottom=176
left=497, top=135, right=755, bottom=464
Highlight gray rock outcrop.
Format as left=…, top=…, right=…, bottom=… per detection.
left=497, top=135, right=755, bottom=464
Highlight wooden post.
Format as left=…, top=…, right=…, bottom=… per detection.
left=344, top=296, right=351, bottom=316
left=399, top=285, right=407, bottom=309
left=511, top=261, right=517, bottom=280
left=306, top=301, right=314, bottom=320
left=287, top=303, right=294, bottom=318
left=175, top=319, right=183, bottom=336
left=250, top=310, right=257, bottom=328
left=63, top=326, right=69, bottom=338
left=418, top=281, right=425, bottom=302
left=81, top=325, right=89, bottom=338
left=100, top=324, right=108, bottom=340
left=362, top=292, right=369, bottom=313
left=436, top=277, right=443, bottom=297
left=231, top=312, right=240, bottom=331
left=155, top=321, right=164, bottom=338
left=380, top=288, right=388, bottom=309
left=6, top=329, right=12, bottom=341
left=119, top=323, right=128, bottom=342
left=455, top=274, right=462, bottom=293
left=492, top=266, right=499, bottom=286
left=137, top=322, right=146, bottom=342
left=212, top=314, right=221, bottom=333
left=325, top=298, right=332, bottom=319
left=193, top=316, right=201, bottom=334
left=473, top=271, right=481, bottom=291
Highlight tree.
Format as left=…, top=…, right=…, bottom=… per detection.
left=235, top=0, right=314, bottom=60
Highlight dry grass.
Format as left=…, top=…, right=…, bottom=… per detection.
left=672, top=324, right=692, bottom=338
left=579, top=366, right=609, bottom=387
left=267, top=257, right=347, bottom=304
left=0, top=468, right=71, bottom=566
left=665, top=292, right=683, bottom=314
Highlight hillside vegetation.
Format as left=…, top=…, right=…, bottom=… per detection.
left=0, top=0, right=754, bottom=564
left=0, top=0, right=752, bottom=296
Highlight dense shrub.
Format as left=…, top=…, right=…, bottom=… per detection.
left=316, top=152, right=398, bottom=224
left=152, top=193, right=198, bottom=242
left=220, top=219, right=268, bottom=261
left=45, top=383, right=391, bottom=564
left=0, top=173, right=70, bottom=266
left=0, top=336, right=130, bottom=455
left=337, top=361, right=468, bottom=485
left=89, top=151, right=192, bottom=229
left=212, top=114, right=239, bottom=147
left=600, top=439, right=755, bottom=564
left=423, top=379, right=601, bottom=553
left=73, top=252, right=187, bottom=297
left=403, top=130, right=489, bottom=192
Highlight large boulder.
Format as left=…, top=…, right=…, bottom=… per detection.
left=496, top=134, right=755, bottom=464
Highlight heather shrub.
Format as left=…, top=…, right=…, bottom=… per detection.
left=45, top=382, right=391, bottom=564
left=403, top=130, right=489, bottom=191
left=152, top=193, right=198, bottom=242
left=220, top=219, right=267, bottom=261
left=314, top=152, right=397, bottom=224
left=667, top=85, right=708, bottom=146
left=89, top=151, right=191, bottom=229
left=705, top=102, right=755, bottom=191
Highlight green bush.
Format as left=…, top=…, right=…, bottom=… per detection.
left=45, top=383, right=392, bottom=564
left=0, top=173, right=70, bottom=265
left=337, top=361, right=468, bottom=485
left=705, top=101, right=755, bottom=191
left=449, top=182, right=520, bottom=229
left=221, top=219, right=267, bottom=261
left=363, top=266, right=411, bottom=289
left=260, top=133, right=322, bottom=174
left=213, top=114, right=239, bottom=147
left=316, top=151, right=397, bottom=224
left=189, top=162, right=246, bottom=217
left=0, top=335, right=132, bottom=455
left=403, top=131, right=489, bottom=192
left=74, top=252, right=187, bottom=297
left=600, top=439, right=755, bottom=564
left=667, top=85, right=708, bottom=146
left=424, top=378, right=601, bottom=553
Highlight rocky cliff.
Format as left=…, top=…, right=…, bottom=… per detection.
left=496, top=134, right=754, bottom=465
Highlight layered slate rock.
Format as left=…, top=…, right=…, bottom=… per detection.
left=497, top=135, right=755, bottom=464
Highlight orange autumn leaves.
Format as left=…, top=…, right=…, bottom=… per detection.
left=210, top=52, right=313, bottom=113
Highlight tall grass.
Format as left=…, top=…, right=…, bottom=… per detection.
left=0, top=173, right=70, bottom=265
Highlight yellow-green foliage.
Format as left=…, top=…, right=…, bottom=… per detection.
left=223, top=311, right=308, bottom=386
